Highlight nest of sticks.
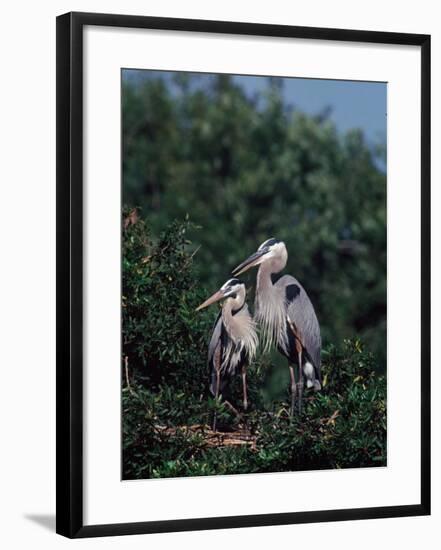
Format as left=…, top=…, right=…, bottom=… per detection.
left=156, top=424, right=257, bottom=450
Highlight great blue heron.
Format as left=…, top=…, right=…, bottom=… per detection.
left=196, top=278, right=258, bottom=430
left=232, top=239, right=321, bottom=414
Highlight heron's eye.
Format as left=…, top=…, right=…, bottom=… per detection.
left=259, top=238, right=278, bottom=250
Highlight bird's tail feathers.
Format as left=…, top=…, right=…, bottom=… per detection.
left=303, top=361, right=321, bottom=390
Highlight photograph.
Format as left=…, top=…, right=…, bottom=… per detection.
left=121, top=68, right=387, bottom=480
left=0, top=1, right=432, bottom=545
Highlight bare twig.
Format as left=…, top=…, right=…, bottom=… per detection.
left=189, top=244, right=201, bottom=260
left=183, top=245, right=201, bottom=267
left=124, top=356, right=136, bottom=396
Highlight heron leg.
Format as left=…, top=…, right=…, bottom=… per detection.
left=297, top=350, right=303, bottom=414
left=224, top=400, right=241, bottom=419
left=212, top=368, right=221, bottom=432
left=289, top=365, right=297, bottom=416
left=242, top=365, right=248, bottom=412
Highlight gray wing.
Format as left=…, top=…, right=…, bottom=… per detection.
left=208, top=311, right=223, bottom=367
left=207, top=312, right=224, bottom=395
left=276, top=275, right=322, bottom=374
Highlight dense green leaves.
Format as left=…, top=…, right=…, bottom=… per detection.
left=122, top=216, right=386, bottom=479
left=122, top=209, right=211, bottom=392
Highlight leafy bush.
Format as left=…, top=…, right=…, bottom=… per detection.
left=122, top=207, right=211, bottom=392
left=122, top=212, right=386, bottom=479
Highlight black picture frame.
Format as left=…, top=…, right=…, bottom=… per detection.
left=56, top=11, right=431, bottom=538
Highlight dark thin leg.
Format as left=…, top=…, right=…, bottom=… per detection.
left=242, top=365, right=248, bottom=412
left=224, top=400, right=241, bottom=418
left=297, top=350, right=303, bottom=414
left=212, top=368, right=220, bottom=431
left=289, top=365, right=296, bottom=416
left=215, top=369, right=220, bottom=400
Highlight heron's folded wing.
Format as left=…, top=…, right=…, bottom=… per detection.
left=279, top=275, right=322, bottom=374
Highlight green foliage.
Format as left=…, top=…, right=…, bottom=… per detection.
left=122, top=208, right=210, bottom=392
left=122, top=73, right=386, bottom=367
left=122, top=215, right=386, bottom=479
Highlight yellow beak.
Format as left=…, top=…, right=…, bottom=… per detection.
left=232, top=249, right=267, bottom=276
left=195, top=290, right=224, bottom=311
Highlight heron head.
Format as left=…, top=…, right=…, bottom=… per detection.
left=232, top=239, right=287, bottom=276
left=195, top=278, right=245, bottom=311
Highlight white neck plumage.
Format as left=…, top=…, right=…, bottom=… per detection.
left=221, top=289, right=258, bottom=371
left=256, top=259, right=288, bottom=353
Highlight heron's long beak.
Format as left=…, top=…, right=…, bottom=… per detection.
left=195, top=290, right=225, bottom=311
left=232, top=249, right=268, bottom=276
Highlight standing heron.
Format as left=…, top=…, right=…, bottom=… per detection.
left=232, top=239, right=321, bottom=414
left=196, top=278, right=258, bottom=430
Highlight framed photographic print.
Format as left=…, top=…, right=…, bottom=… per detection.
left=56, top=11, right=431, bottom=538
